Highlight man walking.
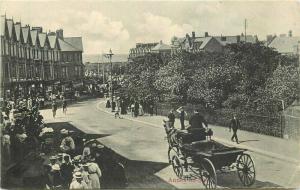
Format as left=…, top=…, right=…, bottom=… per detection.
left=229, top=115, right=240, bottom=144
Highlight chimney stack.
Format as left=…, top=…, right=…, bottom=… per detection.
left=32, top=26, right=43, bottom=33
left=204, top=32, right=209, bottom=37
left=192, top=31, right=195, bottom=39
left=56, top=29, right=64, bottom=39
left=289, top=30, right=292, bottom=37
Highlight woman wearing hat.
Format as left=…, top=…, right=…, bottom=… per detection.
left=60, top=129, right=75, bottom=157
left=69, top=172, right=88, bottom=189
left=86, top=161, right=102, bottom=189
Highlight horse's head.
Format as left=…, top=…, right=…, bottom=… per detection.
left=162, top=120, right=174, bottom=133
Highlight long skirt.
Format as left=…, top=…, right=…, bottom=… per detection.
left=89, top=173, right=101, bottom=189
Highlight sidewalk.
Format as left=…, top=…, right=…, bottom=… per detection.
left=97, top=100, right=300, bottom=164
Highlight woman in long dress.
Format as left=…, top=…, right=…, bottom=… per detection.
left=86, top=162, right=102, bottom=189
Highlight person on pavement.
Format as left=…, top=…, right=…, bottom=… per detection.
left=86, top=160, right=102, bottom=189
left=60, top=155, right=75, bottom=188
left=60, top=129, right=75, bottom=156
left=229, top=115, right=240, bottom=144
left=70, top=172, right=88, bottom=189
left=134, top=101, right=139, bottom=117
left=176, top=106, right=187, bottom=130
left=62, top=98, right=67, bottom=115
left=52, top=100, right=58, bottom=118
left=167, top=109, right=176, bottom=127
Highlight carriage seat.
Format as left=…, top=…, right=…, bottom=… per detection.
left=182, top=140, right=216, bottom=153
left=178, top=128, right=207, bottom=144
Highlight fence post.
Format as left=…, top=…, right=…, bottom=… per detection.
left=280, top=114, right=284, bottom=138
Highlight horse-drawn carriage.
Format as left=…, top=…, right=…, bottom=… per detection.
left=163, top=121, right=256, bottom=189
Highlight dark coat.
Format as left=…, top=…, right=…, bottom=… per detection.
left=189, top=113, right=207, bottom=129
left=230, top=118, right=240, bottom=131
left=168, top=112, right=175, bottom=123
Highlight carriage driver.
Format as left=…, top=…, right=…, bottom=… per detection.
left=187, top=109, right=208, bottom=141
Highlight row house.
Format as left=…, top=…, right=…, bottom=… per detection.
left=0, top=15, right=84, bottom=101
left=170, top=31, right=258, bottom=55
left=129, top=42, right=158, bottom=58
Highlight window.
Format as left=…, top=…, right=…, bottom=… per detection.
left=5, top=41, right=9, bottom=55
left=11, top=45, right=14, bottom=56
left=38, top=50, right=41, bottom=59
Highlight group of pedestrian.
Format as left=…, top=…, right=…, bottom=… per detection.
left=166, top=106, right=241, bottom=144
left=51, top=98, right=68, bottom=118
left=42, top=131, right=103, bottom=189
left=1, top=97, right=45, bottom=166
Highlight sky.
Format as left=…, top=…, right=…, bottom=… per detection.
left=1, top=0, right=300, bottom=54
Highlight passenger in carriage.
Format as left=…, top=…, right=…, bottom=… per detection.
left=187, top=109, right=208, bottom=142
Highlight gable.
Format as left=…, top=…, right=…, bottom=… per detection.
left=14, top=23, right=24, bottom=43
left=6, top=19, right=17, bottom=41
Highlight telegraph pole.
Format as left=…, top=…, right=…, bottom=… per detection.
left=105, top=49, right=114, bottom=111
left=244, top=19, right=247, bottom=42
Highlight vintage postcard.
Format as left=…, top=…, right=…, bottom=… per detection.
left=0, top=0, right=299, bottom=189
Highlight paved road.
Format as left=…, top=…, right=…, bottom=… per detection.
left=41, top=98, right=300, bottom=189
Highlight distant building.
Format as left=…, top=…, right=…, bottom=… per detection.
left=171, top=32, right=258, bottom=55
left=268, top=30, right=300, bottom=56
left=151, top=40, right=171, bottom=54
left=215, top=33, right=258, bottom=45
left=83, top=54, right=128, bottom=82
left=171, top=32, right=223, bottom=55
left=129, top=42, right=158, bottom=58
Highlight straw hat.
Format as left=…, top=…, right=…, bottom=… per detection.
left=49, top=156, right=57, bottom=160
left=73, top=155, right=82, bottom=162
left=73, top=171, right=83, bottom=179
left=60, top=129, right=68, bottom=135
left=51, top=164, right=60, bottom=171
left=97, top=144, right=105, bottom=149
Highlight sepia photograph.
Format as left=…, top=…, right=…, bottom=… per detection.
left=0, top=0, right=299, bottom=189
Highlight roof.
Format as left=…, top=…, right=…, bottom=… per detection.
left=14, top=23, right=22, bottom=42
left=63, top=37, right=83, bottom=51
left=48, top=35, right=58, bottom=49
left=38, top=33, right=47, bottom=47
left=21, top=26, right=30, bottom=44
left=6, top=19, right=13, bottom=39
left=30, top=29, right=38, bottom=46
left=215, top=35, right=257, bottom=45
left=0, top=16, right=6, bottom=36
left=58, top=38, right=80, bottom=51
left=194, top=37, right=214, bottom=49
left=268, top=36, right=300, bottom=54
left=152, top=42, right=171, bottom=51
left=83, top=54, right=128, bottom=63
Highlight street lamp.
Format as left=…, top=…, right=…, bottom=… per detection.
left=105, top=49, right=114, bottom=111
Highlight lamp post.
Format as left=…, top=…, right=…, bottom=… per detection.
left=106, top=49, right=114, bottom=111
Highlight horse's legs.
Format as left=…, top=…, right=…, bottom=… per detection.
left=168, top=146, right=171, bottom=164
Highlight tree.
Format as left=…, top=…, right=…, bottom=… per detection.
left=120, top=53, right=163, bottom=102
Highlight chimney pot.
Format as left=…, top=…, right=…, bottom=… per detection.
left=56, top=29, right=64, bottom=39
left=205, top=32, right=209, bottom=37
left=192, top=31, right=195, bottom=38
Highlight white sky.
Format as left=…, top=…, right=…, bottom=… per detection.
left=1, top=0, right=300, bottom=54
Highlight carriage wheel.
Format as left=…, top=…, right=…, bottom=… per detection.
left=199, top=158, right=217, bottom=189
left=171, top=155, right=183, bottom=178
left=237, top=153, right=256, bottom=186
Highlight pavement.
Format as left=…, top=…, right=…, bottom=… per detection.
left=39, top=98, right=300, bottom=189
left=97, top=100, right=300, bottom=165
